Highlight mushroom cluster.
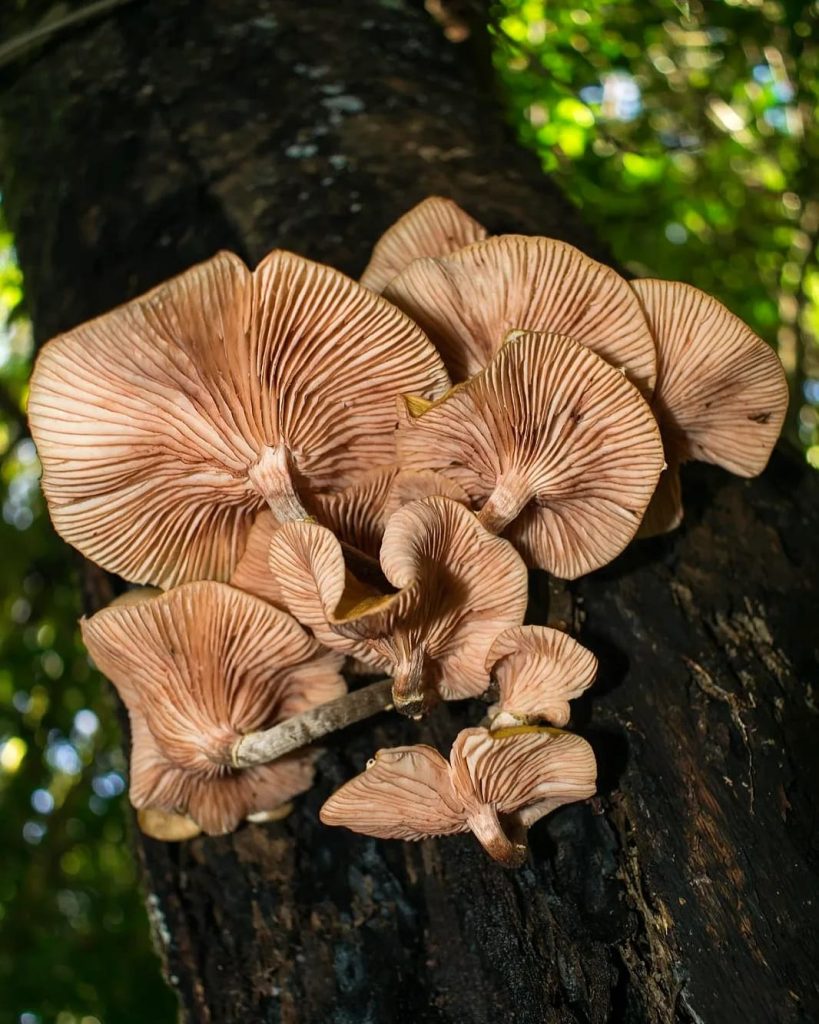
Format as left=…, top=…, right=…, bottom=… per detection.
left=28, top=197, right=787, bottom=863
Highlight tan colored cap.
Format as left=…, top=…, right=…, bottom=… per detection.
left=384, top=234, right=656, bottom=393
left=486, top=625, right=598, bottom=727
left=396, top=330, right=665, bottom=578
left=360, top=197, right=487, bottom=293
left=29, top=250, right=450, bottom=588
left=81, top=581, right=345, bottom=773
left=268, top=496, right=528, bottom=714
left=320, top=725, right=596, bottom=866
left=632, top=279, right=789, bottom=536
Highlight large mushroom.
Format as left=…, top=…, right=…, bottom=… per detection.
left=396, top=330, right=665, bottom=578
left=631, top=279, right=789, bottom=536
left=267, top=496, right=529, bottom=715
left=384, top=233, right=657, bottom=393
left=486, top=625, right=598, bottom=728
left=360, top=196, right=487, bottom=294
left=320, top=725, right=597, bottom=867
left=29, top=249, right=450, bottom=588
left=80, top=581, right=346, bottom=834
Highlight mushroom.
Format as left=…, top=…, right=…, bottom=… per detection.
left=360, top=196, right=487, bottom=293
left=29, top=249, right=450, bottom=588
left=396, top=330, right=665, bottom=578
left=129, top=710, right=316, bottom=836
left=80, top=581, right=346, bottom=775
left=383, top=233, right=657, bottom=393
left=267, top=496, right=529, bottom=715
left=631, top=279, right=789, bottom=536
left=230, top=469, right=469, bottom=606
left=486, top=626, right=598, bottom=728
left=320, top=725, right=597, bottom=867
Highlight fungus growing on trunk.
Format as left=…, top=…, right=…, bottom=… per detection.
left=129, top=711, right=316, bottom=837
left=80, top=582, right=346, bottom=833
left=229, top=468, right=467, bottom=604
left=631, top=279, right=789, bottom=536
left=396, top=330, right=665, bottom=578
left=320, top=726, right=597, bottom=867
left=384, top=233, right=657, bottom=393
left=486, top=625, right=598, bottom=728
left=267, top=496, right=528, bottom=715
left=29, top=249, right=449, bottom=588
left=360, top=196, right=487, bottom=293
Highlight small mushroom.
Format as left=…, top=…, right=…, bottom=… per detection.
left=29, top=249, right=450, bottom=588
left=80, top=581, right=346, bottom=774
left=360, top=196, right=487, bottom=293
left=268, top=496, right=529, bottom=715
left=230, top=467, right=467, bottom=604
left=631, top=279, right=789, bottom=536
left=129, top=710, right=315, bottom=836
left=320, top=725, right=597, bottom=867
left=384, top=233, right=657, bottom=393
left=486, top=625, right=598, bottom=728
left=396, top=330, right=665, bottom=578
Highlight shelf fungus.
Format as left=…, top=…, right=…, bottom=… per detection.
left=28, top=249, right=449, bottom=588
left=384, top=233, right=657, bottom=394
left=360, top=196, right=487, bottom=294
left=631, top=279, right=789, bottom=536
left=486, top=625, right=598, bottom=728
left=396, top=330, right=665, bottom=578
left=320, top=726, right=597, bottom=867
left=267, top=496, right=528, bottom=715
left=80, top=581, right=346, bottom=835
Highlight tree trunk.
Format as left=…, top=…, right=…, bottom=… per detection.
left=2, top=2, right=817, bottom=1022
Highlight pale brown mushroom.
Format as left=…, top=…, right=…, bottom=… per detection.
left=631, top=279, right=789, bottom=536
left=29, top=249, right=450, bottom=588
left=267, top=496, right=529, bottom=715
left=230, top=467, right=469, bottom=605
left=486, top=626, right=598, bottom=728
left=360, top=196, right=487, bottom=293
left=80, top=581, right=345, bottom=774
left=384, top=233, right=657, bottom=393
left=396, top=330, right=665, bottom=578
left=129, top=710, right=316, bottom=836
left=320, top=725, right=597, bottom=867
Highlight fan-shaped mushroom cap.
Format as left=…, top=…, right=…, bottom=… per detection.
left=396, top=331, right=665, bottom=578
left=268, top=496, right=529, bottom=714
left=320, top=726, right=596, bottom=866
left=360, top=197, right=487, bottom=293
left=129, top=711, right=315, bottom=836
left=384, top=234, right=657, bottom=393
left=486, top=626, right=598, bottom=727
left=632, top=279, right=789, bottom=536
left=29, top=249, right=450, bottom=588
left=80, top=581, right=345, bottom=773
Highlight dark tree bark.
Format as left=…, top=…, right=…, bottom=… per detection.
left=2, top=2, right=817, bottom=1022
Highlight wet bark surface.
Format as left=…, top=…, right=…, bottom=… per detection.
left=1, top=1, right=817, bottom=1021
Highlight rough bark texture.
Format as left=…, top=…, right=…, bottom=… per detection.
left=2, top=1, right=817, bottom=1021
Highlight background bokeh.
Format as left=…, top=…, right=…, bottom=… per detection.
left=0, top=1, right=816, bottom=1021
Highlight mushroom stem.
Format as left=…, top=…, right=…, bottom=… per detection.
left=477, top=479, right=530, bottom=535
left=231, top=678, right=394, bottom=767
left=391, top=642, right=428, bottom=718
left=248, top=444, right=310, bottom=522
left=468, top=805, right=527, bottom=868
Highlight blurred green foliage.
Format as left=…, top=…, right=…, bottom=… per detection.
left=0, top=218, right=176, bottom=1023
left=492, top=0, right=819, bottom=463
left=0, top=1, right=816, bottom=1022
